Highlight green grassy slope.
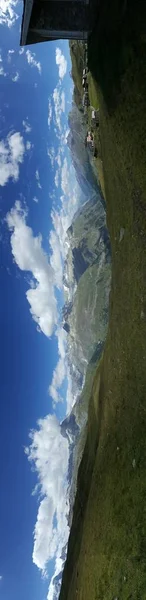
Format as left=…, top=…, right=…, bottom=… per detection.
left=69, top=262, right=110, bottom=366
left=60, top=2, right=146, bottom=599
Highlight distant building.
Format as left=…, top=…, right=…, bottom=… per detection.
left=20, top=0, right=90, bottom=46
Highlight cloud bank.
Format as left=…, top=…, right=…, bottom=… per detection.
left=25, top=414, right=69, bottom=573
left=49, top=328, right=67, bottom=404
left=53, top=86, right=65, bottom=132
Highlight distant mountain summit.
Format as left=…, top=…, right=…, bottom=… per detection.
left=61, top=412, right=79, bottom=444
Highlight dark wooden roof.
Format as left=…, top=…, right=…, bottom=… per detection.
left=20, top=0, right=58, bottom=45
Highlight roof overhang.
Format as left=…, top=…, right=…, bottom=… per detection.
left=20, top=0, right=34, bottom=45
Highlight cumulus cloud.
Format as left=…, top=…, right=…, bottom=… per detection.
left=19, top=47, right=24, bottom=55
left=6, top=202, right=57, bottom=337
left=36, top=169, right=42, bottom=189
left=25, top=413, right=69, bottom=573
left=26, top=50, right=41, bottom=74
left=48, top=98, right=52, bottom=128
left=33, top=196, right=39, bottom=204
left=49, top=328, right=66, bottom=403
left=0, top=132, right=25, bottom=186
left=22, top=119, right=31, bottom=134
left=53, top=86, right=65, bottom=132
left=12, top=71, right=19, bottom=82
left=0, top=0, right=18, bottom=27
left=56, top=48, right=67, bottom=80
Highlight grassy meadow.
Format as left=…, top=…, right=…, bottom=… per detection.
left=60, top=2, right=146, bottom=599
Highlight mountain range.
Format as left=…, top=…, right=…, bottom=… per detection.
left=51, top=55, right=111, bottom=600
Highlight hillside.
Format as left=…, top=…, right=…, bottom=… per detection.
left=59, top=1, right=146, bottom=599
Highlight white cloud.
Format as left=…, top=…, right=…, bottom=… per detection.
left=53, top=86, right=65, bottom=132
left=8, top=48, right=15, bottom=63
left=0, top=0, right=18, bottom=27
left=0, top=575, right=2, bottom=581
left=62, top=127, right=70, bottom=146
left=56, top=47, right=67, bottom=80
left=56, top=151, right=61, bottom=169
left=61, top=91, right=65, bottom=113
left=51, top=208, right=70, bottom=261
left=22, top=119, right=31, bottom=134
left=50, top=357, right=65, bottom=404
left=47, top=146, right=55, bottom=169
left=19, top=47, right=24, bottom=55
left=25, top=413, right=69, bottom=573
left=26, top=50, right=41, bottom=75
left=0, top=132, right=25, bottom=186
left=12, top=71, right=19, bottom=82
left=0, top=53, right=6, bottom=77
left=48, top=158, right=81, bottom=296
left=49, top=221, right=64, bottom=289
left=47, top=558, right=64, bottom=600
left=48, top=98, right=52, bottom=128
left=6, top=202, right=57, bottom=337
left=66, top=375, right=74, bottom=413
left=49, top=328, right=66, bottom=403
left=61, top=157, right=70, bottom=197
left=8, top=133, right=24, bottom=162
left=26, top=141, right=32, bottom=150
left=36, top=169, right=42, bottom=189
left=33, top=196, right=39, bottom=203
left=54, top=170, right=59, bottom=188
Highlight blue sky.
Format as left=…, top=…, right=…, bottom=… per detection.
left=0, top=2, right=83, bottom=599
